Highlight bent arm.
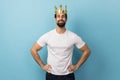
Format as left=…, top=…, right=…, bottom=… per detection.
left=30, top=42, right=45, bottom=68
left=76, top=44, right=91, bottom=69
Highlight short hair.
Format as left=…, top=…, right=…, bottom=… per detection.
left=54, top=14, right=67, bottom=19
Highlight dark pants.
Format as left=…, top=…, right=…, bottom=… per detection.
left=46, top=72, right=75, bottom=80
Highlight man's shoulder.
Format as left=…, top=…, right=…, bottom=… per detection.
left=43, top=29, right=55, bottom=35
left=67, top=30, right=78, bottom=36
left=38, top=29, right=55, bottom=40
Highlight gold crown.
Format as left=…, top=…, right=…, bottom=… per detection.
left=54, top=5, right=67, bottom=14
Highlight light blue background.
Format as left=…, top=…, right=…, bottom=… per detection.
left=0, top=0, right=120, bottom=80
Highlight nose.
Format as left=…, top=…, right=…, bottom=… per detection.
left=59, top=16, right=63, bottom=20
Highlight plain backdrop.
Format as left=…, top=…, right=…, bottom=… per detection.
left=0, top=0, right=120, bottom=80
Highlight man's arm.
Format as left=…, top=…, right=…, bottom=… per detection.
left=30, top=42, right=52, bottom=72
left=68, top=44, right=91, bottom=71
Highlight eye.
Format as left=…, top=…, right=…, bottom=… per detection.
left=62, top=15, right=65, bottom=18
left=57, top=15, right=60, bottom=18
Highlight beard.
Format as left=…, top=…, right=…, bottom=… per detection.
left=57, top=20, right=66, bottom=28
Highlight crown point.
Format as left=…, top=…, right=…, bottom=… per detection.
left=60, top=5, right=62, bottom=10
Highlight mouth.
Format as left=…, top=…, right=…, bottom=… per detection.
left=58, top=20, right=64, bottom=23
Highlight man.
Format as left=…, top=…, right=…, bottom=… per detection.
left=30, top=5, right=90, bottom=80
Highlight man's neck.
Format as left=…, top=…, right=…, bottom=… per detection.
left=56, top=26, right=66, bottom=34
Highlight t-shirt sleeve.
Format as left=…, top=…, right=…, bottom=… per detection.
left=37, top=34, right=48, bottom=47
left=74, top=34, right=85, bottom=49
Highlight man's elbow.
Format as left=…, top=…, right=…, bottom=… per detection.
left=87, top=48, right=91, bottom=56
left=30, top=48, right=35, bottom=55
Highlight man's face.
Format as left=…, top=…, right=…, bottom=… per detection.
left=55, top=13, right=67, bottom=28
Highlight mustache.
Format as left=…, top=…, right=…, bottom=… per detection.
left=58, top=20, right=65, bottom=23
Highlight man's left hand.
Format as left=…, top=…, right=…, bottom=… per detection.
left=67, top=64, right=79, bottom=72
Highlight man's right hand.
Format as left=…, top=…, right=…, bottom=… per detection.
left=42, top=64, right=52, bottom=73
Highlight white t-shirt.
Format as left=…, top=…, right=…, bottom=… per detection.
left=37, top=29, right=85, bottom=75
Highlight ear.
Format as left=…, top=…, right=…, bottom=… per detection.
left=54, top=18, right=57, bottom=22
left=65, top=18, right=67, bottom=21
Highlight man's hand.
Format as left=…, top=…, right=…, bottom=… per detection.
left=42, top=64, right=52, bottom=73
left=67, top=64, right=79, bottom=72
left=67, top=44, right=90, bottom=72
